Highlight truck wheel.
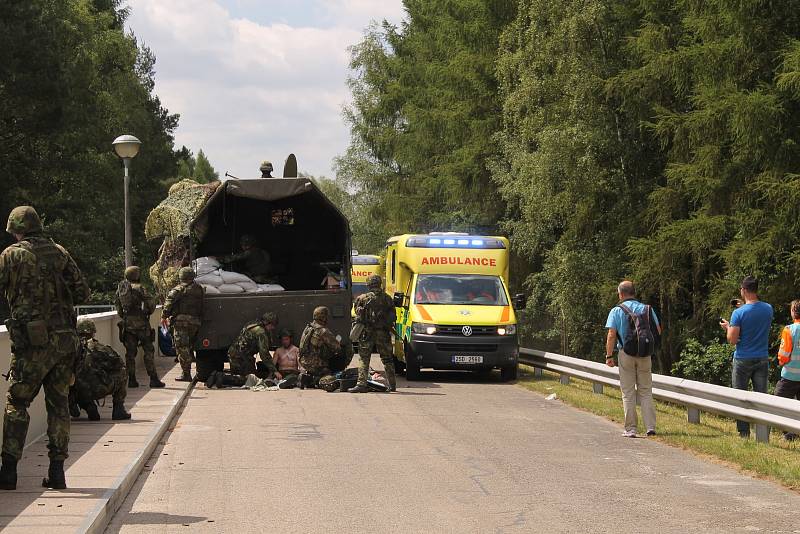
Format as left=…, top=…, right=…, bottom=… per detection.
left=404, top=343, right=421, bottom=381
left=196, top=349, right=226, bottom=381
left=500, top=364, right=518, bottom=382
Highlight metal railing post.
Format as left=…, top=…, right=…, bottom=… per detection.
left=687, top=407, right=701, bottom=424
left=560, top=374, right=570, bottom=385
left=592, top=382, right=603, bottom=394
left=755, top=424, right=770, bottom=444
left=534, top=367, right=543, bottom=378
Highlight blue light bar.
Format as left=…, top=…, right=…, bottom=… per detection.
left=443, top=239, right=456, bottom=245
left=471, top=239, right=483, bottom=246
left=429, top=238, right=441, bottom=245
left=404, top=235, right=506, bottom=249
left=457, top=239, right=469, bottom=245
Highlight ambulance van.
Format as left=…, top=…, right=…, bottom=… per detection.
left=385, top=233, right=525, bottom=381
left=351, top=254, right=381, bottom=301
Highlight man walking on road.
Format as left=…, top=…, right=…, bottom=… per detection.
left=721, top=276, right=773, bottom=438
left=605, top=281, right=661, bottom=438
left=0, top=206, right=90, bottom=490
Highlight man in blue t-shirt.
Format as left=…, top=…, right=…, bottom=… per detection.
left=720, top=276, right=773, bottom=438
left=605, top=280, right=661, bottom=438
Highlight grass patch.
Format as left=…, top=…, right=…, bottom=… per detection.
left=518, top=366, right=800, bottom=491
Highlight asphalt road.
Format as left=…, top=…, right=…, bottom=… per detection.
left=106, top=365, right=800, bottom=533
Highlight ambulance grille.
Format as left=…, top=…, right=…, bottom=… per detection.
left=437, top=325, right=496, bottom=336
left=436, top=343, right=498, bottom=353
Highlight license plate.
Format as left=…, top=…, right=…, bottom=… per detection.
left=453, top=355, right=483, bottom=364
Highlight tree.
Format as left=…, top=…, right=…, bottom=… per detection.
left=193, top=149, right=219, bottom=183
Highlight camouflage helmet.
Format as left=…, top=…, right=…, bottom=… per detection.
left=76, top=318, right=96, bottom=337
left=366, top=274, right=383, bottom=291
left=313, top=306, right=330, bottom=323
left=179, top=267, right=196, bottom=282
left=124, top=266, right=141, bottom=282
left=261, top=311, right=278, bottom=326
left=318, top=374, right=339, bottom=392
left=240, top=234, right=258, bottom=247
left=6, top=206, right=42, bottom=235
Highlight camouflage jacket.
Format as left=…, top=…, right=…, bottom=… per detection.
left=229, top=322, right=276, bottom=373
left=115, top=281, right=156, bottom=330
left=0, top=234, right=89, bottom=328
left=299, top=321, right=341, bottom=371
left=354, top=290, right=396, bottom=333
left=76, top=338, right=126, bottom=377
left=163, top=281, right=204, bottom=325
left=221, top=247, right=271, bottom=281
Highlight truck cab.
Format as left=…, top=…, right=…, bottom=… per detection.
left=386, top=233, right=523, bottom=381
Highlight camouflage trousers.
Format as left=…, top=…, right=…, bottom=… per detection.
left=228, top=350, right=257, bottom=378
left=123, top=328, right=156, bottom=377
left=357, top=330, right=396, bottom=387
left=72, top=367, right=127, bottom=406
left=3, top=332, right=78, bottom=461
left=172, top=322, right=199, bottom=375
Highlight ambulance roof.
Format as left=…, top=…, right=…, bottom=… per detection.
left=387, top=234, right=507, bottom=250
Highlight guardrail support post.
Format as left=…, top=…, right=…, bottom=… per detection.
left=559, top=374, right=570, bottom=385
left=534, top=367, right=543, bottom=378
left=755, top=424, right=770, bottom=444
left=687, top=407, right=700, bottom=424
left=592, top=382, right=603, bottom=394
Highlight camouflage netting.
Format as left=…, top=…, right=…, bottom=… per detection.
left=146, top=180, right=222, bottom=298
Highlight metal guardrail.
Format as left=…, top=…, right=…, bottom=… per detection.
left=520, top=348, right=800, bottom=443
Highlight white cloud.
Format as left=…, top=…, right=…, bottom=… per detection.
left=125, top=0, right=404, bottom=178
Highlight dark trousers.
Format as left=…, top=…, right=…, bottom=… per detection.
left=775, top=378, right=800, bottom=439
left=732, top=358, right=769, bottom=436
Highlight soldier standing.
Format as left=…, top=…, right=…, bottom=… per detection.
left=0, top=206, right=90, bottom=491
left=299, top=306, right=344, bottom=388
left=209, top=312, right=278, bottom=388
left=162, top=267, right=204, bottom=382
left=70, top=319, right=130, bottom=421
left=349, top=275, right=397, bottom=393
left=115, top=266, right=165, bottom=388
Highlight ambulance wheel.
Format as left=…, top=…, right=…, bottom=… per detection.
left=500, top=364, right=518, bottom=382
left=404, top=343, right=421, bottom=381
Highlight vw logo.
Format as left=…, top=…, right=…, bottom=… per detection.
left=459, top=309, right=471, bottom=316
left=462, top=326, right=473, bottom=337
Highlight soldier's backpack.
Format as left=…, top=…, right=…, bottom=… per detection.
left=116, top=280, right=140, bottom=313
left=618, top=303, right=658, bottom=357
left=298, top=323, right=315, bottom=357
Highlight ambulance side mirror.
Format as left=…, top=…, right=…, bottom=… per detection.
left=393, top=292, right=406, bottom=308
left=513, top=293, right=527, bottom=310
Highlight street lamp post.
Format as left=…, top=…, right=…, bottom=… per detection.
left=112, top=135, right=142, bottom=267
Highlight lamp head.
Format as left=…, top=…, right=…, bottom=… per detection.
left=112, top=135, right=142, bottom=159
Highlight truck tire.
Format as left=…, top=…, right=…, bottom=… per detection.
left=404, top=342, right=421, bottom=381
left=196, top=349, right=226, bottom=381
left=500, top=364, right=518, bottom=382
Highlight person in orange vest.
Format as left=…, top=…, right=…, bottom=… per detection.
left=776, top=299, right=800, bottom=441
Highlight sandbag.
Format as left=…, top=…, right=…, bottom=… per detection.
left=202, top=285, right=221, bottom=294
left=218, top=284, right=246, bottom=294
left=196, top=271, right=223, bottom=286
left=192, top=256, right=221, bottom=277
left=238, top=281, right=258, bottom=292
left=220, top=270, right=254, bottom=285
left=256, top=284, right=285, bottom=292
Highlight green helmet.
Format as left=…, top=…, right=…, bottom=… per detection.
left=240, top=234, right=258, bottom=247
left=76, top=318, right=96, bottom=337
left=6, top=206, right=42, bottom=235
left=313, top=306, right=329, bottom=324
left=261, top=311, right=278, bottom=326
left=318, top=374, right=339, bottom=392
left=366, top=274, right=383, bottom=291
left=124, top=266, right=141, bottom=282
left=179, top=267, right=196, bottom=282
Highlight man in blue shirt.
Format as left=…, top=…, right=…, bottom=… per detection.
left=720, top=276, right=773, bottom=438
left=605, top=281, right=661, bottom=438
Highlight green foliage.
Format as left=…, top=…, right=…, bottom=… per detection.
left=0, top=0, right=180, bottom=303
left=193, top=149, right=219, bottom=183
left=672, top=339, right=733, bottom=387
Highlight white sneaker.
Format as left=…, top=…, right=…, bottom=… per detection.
left=622, top=430, right=637, bottom=438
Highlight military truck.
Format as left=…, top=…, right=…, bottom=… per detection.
left=147, top=157, right=352, bottom=380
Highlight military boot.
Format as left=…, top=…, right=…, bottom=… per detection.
left=348, top=384, right=370, bottom=393
left=112, top=403, right=131, bottom=420
left=220, top=374, right=246, bottom=388
left=149, top=374, right=166, bottom=388
left=0, top=454, right=17, bottom=490
left=83, top=402, right=100, bottom=421
left=128, top=370, right=139, bottom=389
left=69, top=401, right=81, bottom=418
left=175, top=372, right=193, bottom=382
left=42, top=460, right=66, bottom=490
left=205, top=371, right=218, bottom=389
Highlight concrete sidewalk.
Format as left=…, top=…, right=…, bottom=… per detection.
left=0, top=357, right=190, bottom=534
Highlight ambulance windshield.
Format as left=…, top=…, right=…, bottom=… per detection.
left=414, top=275, right=508, bottom=306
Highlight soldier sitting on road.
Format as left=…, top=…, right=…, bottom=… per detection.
left=115, top=266, right=165, bottom=389
left=207, top=312, right=279, bottom=388
left=162, top=267, right=205, bottom=382
left=70, top=318, right=131, bottom=421
left=298, top=306, right=350, bottom=389
left=271, top=329, right=301, bottom=389
left=218, top=234, right=271, bottom=283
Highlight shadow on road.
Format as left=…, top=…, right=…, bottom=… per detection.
left=113, top=511, right=209, bottom=526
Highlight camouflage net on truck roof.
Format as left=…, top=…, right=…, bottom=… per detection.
left=146, top=179, right=222, bottom=298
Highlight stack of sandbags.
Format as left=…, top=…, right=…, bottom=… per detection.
left=191, top=256, right=286, bottom=294
left=256, top=283, right=285, bottom=293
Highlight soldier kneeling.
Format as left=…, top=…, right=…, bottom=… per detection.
left=70, top=319, right=131, bottom=421
left=298, top=306, right=351, bottom=389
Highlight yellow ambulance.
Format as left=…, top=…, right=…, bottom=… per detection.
left=351, top=254, right=381, bottom=301
left=385, top=233, right=525, bottom=381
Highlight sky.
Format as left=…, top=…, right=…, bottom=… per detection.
left=124, top=0, right=406, bottom=179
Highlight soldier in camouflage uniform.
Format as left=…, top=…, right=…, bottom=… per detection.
left=162, top=267, right=204, bottom=382
left=219, top=234, right=271, bottom=283
left=0, top=206, right=90, bottom=491
left=349, top=275, right=397, bottom=393
left=210, top=312, right=278, bottom=388
left=299, top=306, right=345, bottom=389
left=115, top=266, right=165, bottom=388
left=70, top=319, right=130, bottom=421
left=259, top=160, right=273, bottom=178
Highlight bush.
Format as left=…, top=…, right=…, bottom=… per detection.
left=672, top=339, right=733, bottom=387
